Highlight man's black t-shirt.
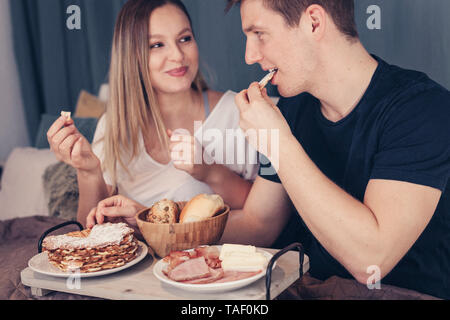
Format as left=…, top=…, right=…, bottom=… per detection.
left=259, top=56, right=450, bottom=299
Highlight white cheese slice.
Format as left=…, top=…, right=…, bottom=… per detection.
left=220, top=248, right=269, bottom=272
left=219, top=244, right=256, bottom=260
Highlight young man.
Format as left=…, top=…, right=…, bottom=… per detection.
left=221, top=0, right=450, bottom=299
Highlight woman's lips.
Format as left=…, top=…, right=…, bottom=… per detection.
left=167, top=66, right=188, bottom=77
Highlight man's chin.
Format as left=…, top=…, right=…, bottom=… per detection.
left=278, top=85, right=305, bottom=98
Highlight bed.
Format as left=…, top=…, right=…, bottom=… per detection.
left=0, top=91, right=439, bottom=300
left=0, top=214, right=438, bottom=300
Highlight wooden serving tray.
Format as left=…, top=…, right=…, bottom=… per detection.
left=21, top=248, right=309, bottom=300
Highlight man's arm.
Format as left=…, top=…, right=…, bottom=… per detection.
left=278, top=135, right=442, bottom=283
left=235, top=83, right=443, bottom=283
left=219, top=176, right=292, bottom=247
left=200, top=163, right=253, bottom=210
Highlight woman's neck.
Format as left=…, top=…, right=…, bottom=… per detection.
left=155, top=88, right=203, bottom=131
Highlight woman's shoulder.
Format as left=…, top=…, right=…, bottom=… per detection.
left=207, top=90, right=237, bottom=112
left=207, top=90, right=224, bottom=113
left=92, top=113, right=107, bottom=141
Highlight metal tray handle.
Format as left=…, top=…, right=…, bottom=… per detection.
left=38, top=221, right=83, bottom=253
left=265, top=242, right=305, bottom=300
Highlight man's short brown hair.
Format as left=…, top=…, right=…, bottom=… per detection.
left=226, top=0, right=358, bottom=39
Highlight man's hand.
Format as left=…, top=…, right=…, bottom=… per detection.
left=235, top=82, right=292, bottom=164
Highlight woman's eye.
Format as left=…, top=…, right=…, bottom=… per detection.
left=180, top=35, right=192, bottom=43
left=150, top=42, right=163, bottom=49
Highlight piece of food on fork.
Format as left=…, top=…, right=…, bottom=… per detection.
left=259, top=68, right=278, bottom=89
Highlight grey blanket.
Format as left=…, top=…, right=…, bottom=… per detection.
left=42, top=162, right=79, bottom=221
left=0, top=216, right=98, bottom=300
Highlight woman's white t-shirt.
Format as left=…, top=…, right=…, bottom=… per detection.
left=92, top=90, right=260, bottom=207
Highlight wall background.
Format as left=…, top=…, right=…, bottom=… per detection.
left=355, top=0, right=450, bottom=90
left=183, top=0, right=270, bottom=94
left=185, top=0, right=450, bottom=92
left=1, top=0, right=449, bottom=163
left=0, top=0, right=29, bottom=164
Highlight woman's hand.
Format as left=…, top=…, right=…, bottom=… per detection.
left=168, top=129, right=211, bottom=181
left=86, top=195, right=146, bottom=229
left=47, top=115, right=100, bottom=174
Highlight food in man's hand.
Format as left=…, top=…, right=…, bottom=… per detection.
left=162, top=245, right=267, bottom=284
left=259, top=68, right=277, bottom=89
left=42, top=222, right=139, bottom=273
left=146, top=199, right=180, bottom=224
left=179, top=194, right=225, bottom=224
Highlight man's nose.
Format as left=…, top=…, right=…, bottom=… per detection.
left=245, top=40, right=262, bottom=65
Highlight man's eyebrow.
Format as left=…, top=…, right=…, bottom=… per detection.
left=149, top=27, right=192, bottom=39
left=243, top=25, right=266, bottom=34
left=243, top=25, right=255, bottom=33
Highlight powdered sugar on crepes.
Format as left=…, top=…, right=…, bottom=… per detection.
left=43, top=223, right=134, bottom=250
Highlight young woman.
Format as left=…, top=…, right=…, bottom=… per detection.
left=46, top=0, right=260, bottom=230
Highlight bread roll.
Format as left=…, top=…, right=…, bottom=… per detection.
left=146, top=199, right=179, bottom=224
left=179, top=194, right=225, bottom=224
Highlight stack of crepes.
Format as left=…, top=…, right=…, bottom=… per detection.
left=42, top=222, right=139, bottom=273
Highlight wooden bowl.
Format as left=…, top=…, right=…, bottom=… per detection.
left=135, top=202, right=230, bottom=258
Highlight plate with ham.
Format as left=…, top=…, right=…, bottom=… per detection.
left=153, top=245, right=275, bottom=293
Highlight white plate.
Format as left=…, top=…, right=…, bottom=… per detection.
left=28, top=241, right=148, bottom=278
left=153, top=246, right=275, bottom=293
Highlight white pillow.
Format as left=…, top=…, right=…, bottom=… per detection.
left=0, top=147, right=59, bottom=220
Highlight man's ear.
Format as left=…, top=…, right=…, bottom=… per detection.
left=303, top=4, right=327, bottom=39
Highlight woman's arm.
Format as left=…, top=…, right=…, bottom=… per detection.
left=169, top=132, right=253, bottom=209
left=76, top=165, right=115, bottom=227
left=46, top=115, right=115, bottom=227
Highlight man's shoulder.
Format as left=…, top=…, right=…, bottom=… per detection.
left=361, top=58, right=449, bottom=129
left=375, top=58, right=449, bottom=106
left=379, top=74, right=449, bottom=121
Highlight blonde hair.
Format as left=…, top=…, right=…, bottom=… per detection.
left=101, top=0, right=207, bottom=192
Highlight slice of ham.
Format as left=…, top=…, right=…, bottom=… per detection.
left=193, top=246, right=221, bottom=269
left=181, top=267, right=224, bottom=284
left=163, top=250, right=192, bottom=263
left=168, top=256, right=211, bottom=282
left=163, top=251, right=191, bottom=274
